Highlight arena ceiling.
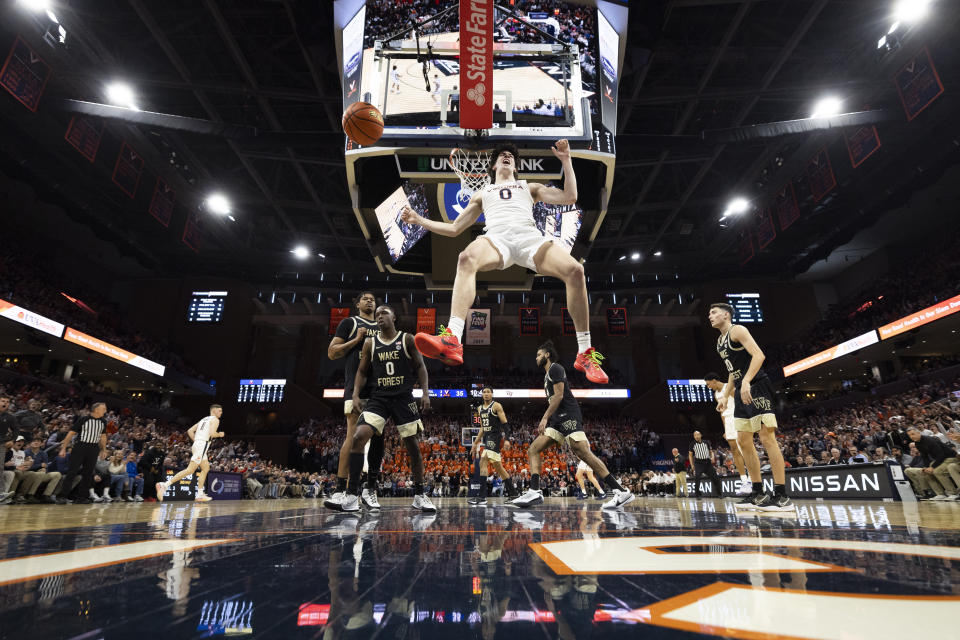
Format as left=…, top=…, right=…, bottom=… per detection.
left=0, top=0, right=957, bottom=294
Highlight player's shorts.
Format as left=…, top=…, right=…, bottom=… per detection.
left=359, top=394, right=423, bottom=438
left=480, top=432, right=503, bottom=462
left=190, top=439, right=210, bottom=464
left=545, top=412, right=587, bottom=445
left=576, top=460, right=591, bottom=473
left=733, top=377, right=778, bottom=432
left=343, top=388, right=370, bottom=415
left=723, top=414, right=737, bottom=440
left=482, top=227, right=553, bottom=271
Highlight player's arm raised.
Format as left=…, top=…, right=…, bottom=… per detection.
left=351, top=338, right=373, bottom=412
left=400, top=194, right=482, bottom=237
left=406, top=333, right=432, bottom=412
left=530, top=139, right=577, bottom=205
left=730, top=324, right=765, bottom=405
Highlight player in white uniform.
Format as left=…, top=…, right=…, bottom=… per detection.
left=156, top=405, right=224, bottom=503
left=704, top=373, right=750, bottom=494
left=575, top=457, right=605, bottom=499
left=404, top=140, right=609, bottom=384
left=431, top=75, right=442, bottom=106
left=390, top=65, right=401, bottom=93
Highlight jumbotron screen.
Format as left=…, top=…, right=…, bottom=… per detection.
left=726, top=293, right=763, bottom=323
left=188, top=291, right=227, bottom=323
left=667, top=379, right=714, bottom=404
left=237, top=379, right=286, bottom=403
left=374, top=181, right=429, bottom=263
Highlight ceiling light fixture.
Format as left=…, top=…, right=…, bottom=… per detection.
left=205, top=193, right=232, bottom=215
left=810, top=97, right=842, bottom=119
left=292, top=246, right=310, bottom=259
left=105, top=82, right=139, bottom=111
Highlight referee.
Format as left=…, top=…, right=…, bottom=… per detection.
left=688, top=430, right=721, bottom=498
left=55, top=403, right=108, bottom=505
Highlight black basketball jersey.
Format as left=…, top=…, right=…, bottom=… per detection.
left=544, top=363, right=582, bottom=423
left=336, top=316, right=379, bottom=397
left=370, top=331, right=415, bottom=397
left=479, top=401, right=503, bottom=442
left=716, top=327, right=765, bottom=387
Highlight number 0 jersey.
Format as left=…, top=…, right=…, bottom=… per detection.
left=716, top=327, right=767, bottom=387
left=480, top=180, right=538, bottom=233
left=369, top=332, right=415, bottom=397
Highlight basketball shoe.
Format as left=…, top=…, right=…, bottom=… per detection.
left=414, top=326, right=463, bottom=366
left=574, top=347, right=609, bottom=384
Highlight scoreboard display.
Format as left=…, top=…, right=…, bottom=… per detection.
left=725, top=293, right=764, bottom=323
left=667, top=379, right=715, bottom=404
left=237, top=379, right=286, bottom=403
left=188, top=291, right=227, bottom=323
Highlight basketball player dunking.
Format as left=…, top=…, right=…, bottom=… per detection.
left=468, top=386, right=518, bottom=506
left=709, top=302, right=793, bottom=511
left=157, top=405, right=224, bottom=503
left=401, top=140, right=609, bottom=384
left=325, top=291, right=386, bottom=512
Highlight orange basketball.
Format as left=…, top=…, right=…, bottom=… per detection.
left=342, top=102, right=384, bottom=146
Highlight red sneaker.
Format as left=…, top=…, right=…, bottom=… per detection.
left=574, top=347, right=609, bottom=384
left=414, top=326, right=464, bottom=366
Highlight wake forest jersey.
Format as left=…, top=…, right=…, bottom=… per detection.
left=335, top=316, right=379, bottom=397
left=370, top=332, right=415, bottom=397
left=478, top=401, right=504, bottom=444
left=544, top=363, right=582, bottom=424
left=716, top=327, right=766, bottom=387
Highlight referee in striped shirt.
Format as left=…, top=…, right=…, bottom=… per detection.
left=55, top=403, right=108, bottom=505
left=688, top=430, right=721, bottom=498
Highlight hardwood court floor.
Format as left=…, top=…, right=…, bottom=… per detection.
left=1, top=496, right=959, bottom=639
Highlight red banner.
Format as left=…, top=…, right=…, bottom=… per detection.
left=459, top=0, right=493, bottom=129
left=519, top=307, right=540, bottom=336
left=329, top=308, right=351, bottom=336
left=606, top=308, right=628, bottom=336
left=149, top=177, right=174, bottom=227
left=65, top=116, right=103, bottom=162
left=112, top=142, right=143, bottom=198
left=756, top=208, right=776, bottom=249
left=182, top=212, right=201, bottom=253
left=845, top=126, right=881, bottom=168
left=417, top=308, right=436, bottom=335
left=738, top=231, right=754, bottom=266
left=0, top=36, right=50, bottom=112
left=774, top=183, right=800, bottom=231
left=806, top=147, right=836, bottom=203
left=895, top=47, right=944, bottom=122
left=561, top=308, right=575, bottom=336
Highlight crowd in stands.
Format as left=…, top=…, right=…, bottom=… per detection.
left=0, top=248, right=205, bottom=380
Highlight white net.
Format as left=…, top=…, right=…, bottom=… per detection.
left=449, top=148, right=491, bottom=196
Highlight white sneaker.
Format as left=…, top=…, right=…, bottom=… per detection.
left=738, top=479, right=752, bottom=495
left=361, top=488, right=381, bottom=510
left=511, top=489, right=544, bottom=507
left=155, top=482, right=168, bottom=502
left=123, top=495, right=133, bottom=502
left=930, top=494, right=951, bottom=501
left=195, top=492, right=212, bottom=502
left=412, top=494, right=437, bottom=512
left=102, top=493, right=113, bottom=503
left=602, top=489, right=635, bottom=509
left=134, top=495, right=144, bottom=502
left=340, top=493, right=360, bottom=512
left=92, top=494, right=104, bottom=503
left=324, top=491, right=345, bottom=511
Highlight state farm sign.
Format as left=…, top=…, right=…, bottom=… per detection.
left=460, top=0, right=493, bottom=129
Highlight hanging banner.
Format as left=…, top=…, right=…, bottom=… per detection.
left=845, top=126, right=881, bottom=168
left=64, top=116, right=103, bottom=162
left=606, top=307, right=628, bottom=336
left=417, top=308, right=437, bottom=335
left=459, top=0, right=494, bottom=129
left=329, top=308, right=351, bottom=336
left=182, top=212, right=201, bottom=253
left=806, top=147, right=836, bottom=203
left=755, top=208, right=776, bottom=249
left=0, top=36, right=50, bottom=112
left=149, top=177, right=174, bottom=227
left=895, top=47, right=945, bottom=122
left=519, top=307, right=541, bottom=336
left=112, top=142, right=144, bottom=198
left=465, top=308, right=491, bottom=345
left=561, top=308, right=575, bottom=336
left=774, top=182, right=800, bottom=231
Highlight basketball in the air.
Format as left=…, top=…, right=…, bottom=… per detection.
left=342, top=102, right=384, bottom=146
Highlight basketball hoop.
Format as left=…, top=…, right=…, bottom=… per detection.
left=449, top=147, right=491, bottom=195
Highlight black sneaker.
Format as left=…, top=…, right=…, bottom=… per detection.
left=734, top=492, right=759, bottom=509
left=759, top=494, right=794, bottom=512
left=751, top=492, right=775, bottom=509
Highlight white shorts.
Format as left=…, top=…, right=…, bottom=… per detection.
left=723, top=415, right=737, bottom=441
left=482, top=227, right=552, bottom=271
left=190, top=440, right=210, bottom=464
left=576, top=460, right=591, bottom=473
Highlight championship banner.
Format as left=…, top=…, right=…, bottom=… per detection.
left=774, top=182, right=800, bottom=231
left=0, top=36, right=51, bottom=112
left=895, top=46, right=945, bottom=122
left=755, top=207, right=776, bottom=250
left=465, top=308, right=491, bottom=345
left=519, top=307, right=541, bottom=336
left=783, top=330, right=879, bottom=377
left=0, top=298, right=65, bottom=338
left=459, top=0, right=493, bottom=129
left=845, top=125, right=881, bottom=168
left=182, top=211, right=201, bottom=253
left=806, top=147, right=836, bottom=203
left=328, top=307, right=351, bottom=336
left=65, top=116, right=103, bottom=163
left=64, top=327, right=166, bottom=376
left=112, top=142, right=144, bottom=198
left=606, top=307, right=628, bottom=336
left=878, top=293, right=960, bottom=340
left=688, top=463, right=900, bottom=500
left=417, top=308, right=437, bottom=335
left=561, top=308, right=575, bottom=336
left=149, top=177, right=174, bottom=227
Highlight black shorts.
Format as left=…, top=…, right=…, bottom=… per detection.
left=359, top=394, right=423, bottom=438
left=545, top=412, right=586, bottom=444
left=733, top=376, right=778, bottom=432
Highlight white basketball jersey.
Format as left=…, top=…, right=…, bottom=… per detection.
left=480, top=180, right=538, bottom=232
left=195, top=416, right=214, bottom=443
left=715, top=388, right=735, bottom=419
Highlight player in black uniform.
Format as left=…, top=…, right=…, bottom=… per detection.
left=468, top=386, right=518, bottom=506
left=709, top=302, right=793, bottom=511
left=344, top=305, right=437, bottom=513
left=512, top=340, right=634, bottom=509
left=326, top=291, right=386, bottom=511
